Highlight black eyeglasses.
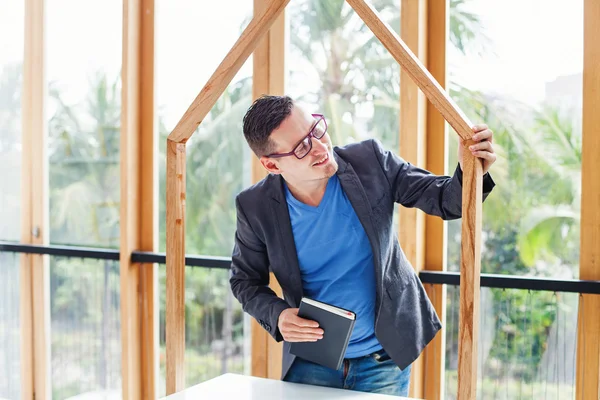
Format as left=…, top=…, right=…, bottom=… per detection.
left=266, top=114, right=328, bottom=160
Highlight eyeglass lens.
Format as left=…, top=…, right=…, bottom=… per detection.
left=293, top=119, right=327, bottom=159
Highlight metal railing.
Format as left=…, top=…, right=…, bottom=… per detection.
left=3, top=241, right=599, bottom=293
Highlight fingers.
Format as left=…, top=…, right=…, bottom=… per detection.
left=471, top=150, right=497, bottom=163
left=290, top=314, right=320, bottom=328
left=468, top=141, right=492, bottom=152
left=281, top=317, right=324, bottom=342
left=278, top=308, right=325, bottom=342
left=281, top=325, right=324, bottom=342
left=283, top=329, right=325, bottom=342
left=471, top=126, right=493, bottom=142
left=471, top=124, right=488, bottom=133
left=282, top=322, right=323, bottom=336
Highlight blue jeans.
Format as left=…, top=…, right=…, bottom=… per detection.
left=283, top=349, right=411, bottom=397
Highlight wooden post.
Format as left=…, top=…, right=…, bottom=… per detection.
left=576, top=0, right=600, bottom=398
left=165, top=2, right=290, bottom=393
left=21, top=0, right=50, bottom=398
left=120, top=1, right=143, bottom=398
left=424, top=1, right=448, bottom=399
left=251, top=0, right=286, bottom=381
left=138, top=0, right=158, bottom=398
left=457, top=151, right=483, bottom=399
left=399, top=0, right=428, bottom=397
left=120, top=0, right=157, bottom=398
left=345, top=1, right=482, bottom=398
left=166, top=140, right=187, bottom=394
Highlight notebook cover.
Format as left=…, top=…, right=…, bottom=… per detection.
left=289, top=298, right=356, bottom=370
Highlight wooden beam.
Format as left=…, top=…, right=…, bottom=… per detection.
left=346, top=1, right=482, bottom=398
left=167, top=0, right=290, bottom=144
left=399, top=0, right=428, bottom=397
left=165, top=139, right=187, bottom=394
left=21, top=0, right=50, bottom=398
left=424, top=1, right=448, bottom=399
left=457, top=153, right=482, bottom=400
left=345, top=0, right=473, bottom=141
left=576, top=0, right=600, bottom=398
left=121, top=0, right=157, bottom=398
left=251, top=0, right=286, bottom=381
left=120, top=0, right=144, bottom=398
left=139, top=0, right=158, bottom=398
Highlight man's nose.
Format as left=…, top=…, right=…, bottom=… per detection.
left=311, top=136, right=328, bottom=154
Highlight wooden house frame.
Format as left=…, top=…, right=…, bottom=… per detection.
left=166, top=0, right=484, bottom=398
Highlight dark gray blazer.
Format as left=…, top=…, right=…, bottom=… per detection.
left=230, top=139, right=495, bottom=379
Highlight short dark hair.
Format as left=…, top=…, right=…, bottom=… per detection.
left=242, top=95, right=294, bottom=157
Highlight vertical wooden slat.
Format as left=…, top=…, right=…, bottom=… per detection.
left=166, top=140, right=187, bottom=394
left=139, top=0, right=158, bottom=398
left=121, top=0, right=157, bottom=398
left=399, top=0, right=427, bottom=397
left=120, top=0, right=144, bottom=398
left=457, top=152, right=482, bottom=400
left=21, top=0, right=50, bottom=398
left=424, top=1, right=448, bottom=398
left=251, top=0, right=286, bottom=381
left=576, top=0, right=600, bottom=398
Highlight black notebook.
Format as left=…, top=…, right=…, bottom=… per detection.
left=289, top=297, right=356, bottom=370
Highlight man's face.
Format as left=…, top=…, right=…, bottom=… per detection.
left=260, top=106, right=338, bottom=185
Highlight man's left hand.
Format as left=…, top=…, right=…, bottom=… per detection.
left=458, top=124, right=496, bottom=175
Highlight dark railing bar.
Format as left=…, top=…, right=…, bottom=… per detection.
left=0, top=242, right=230, bottom=269
left=0, top=241, right=120, bottom=261
left=3, top=242, right=599, bottom=293
left=131, top=251, right=230, bottom=269
left=419, top=270, right=600, bottom=295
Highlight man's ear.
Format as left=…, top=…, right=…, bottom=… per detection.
left=260, top=156, right=282, bottom=175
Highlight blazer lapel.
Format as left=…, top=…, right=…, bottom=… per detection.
left=268, top=175, right=304, bottom=306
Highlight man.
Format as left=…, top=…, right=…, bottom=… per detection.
left=230, top=95, right=496, bottom=396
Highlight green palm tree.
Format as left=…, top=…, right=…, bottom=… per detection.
left=516, top=106, right=581, bottom=268
left=288, top=0, right=488, bottom=150
left=48, top=71, right=121, bottom=396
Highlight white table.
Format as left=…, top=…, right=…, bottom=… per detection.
left=161, top=373, right=413, bottom=399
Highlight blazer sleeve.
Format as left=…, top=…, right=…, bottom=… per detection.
left=229, top=195, right=290, bottom=342
left=370, top=139, right=495, bottom=220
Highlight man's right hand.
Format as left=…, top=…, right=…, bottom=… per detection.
left=277, top=308, right=324, bottom=342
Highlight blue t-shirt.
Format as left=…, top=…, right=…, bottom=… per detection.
left=284, top=174, right=382, bottom=358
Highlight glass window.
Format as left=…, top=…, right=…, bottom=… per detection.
left=443, top=0, right=583, bottom=397
left=156, top=1, right=253, bottom=394
left=0, top=252, right=22, bottom=400
left=287, top=0, right=401, bottom=151
left=156, top=0, right=253, bottom=257
left=444, top=286, right=578, bottom=399
left=47, top=0, right=122, bottom=248
left=0, top=2, right=24, bottom=398
left=50, top=257, right=122, bottom=399
left=158, top=265, right=248, bottom=397
left=0, top=0, right=24, bottom=242
left=445, top=0, right=583, bottom=278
